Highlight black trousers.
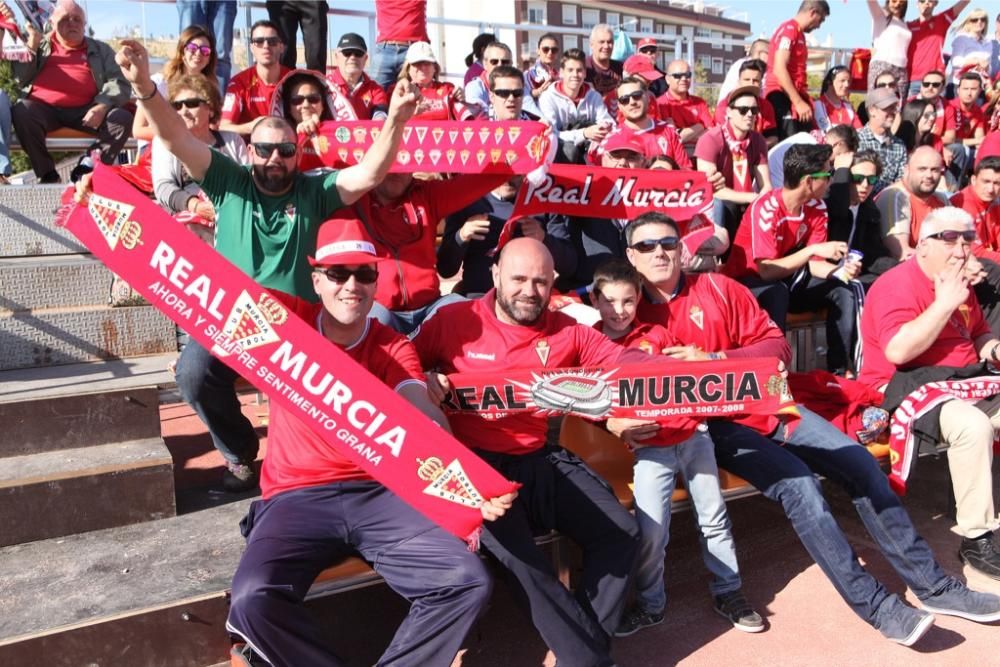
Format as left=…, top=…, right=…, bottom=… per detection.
left=766, top=90, right=812, bottom=141
left=266, top=0, right=329, bottom=72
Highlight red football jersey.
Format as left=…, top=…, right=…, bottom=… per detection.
left=413, top=291, right=629, bottom=454
left=260, top=296, right=427, bottom=499
left=222, top=66, right=292, bottom=127
left=944, top=98, right=986, bottom=141
left=764, top=19, right=808, bottom=98
left=951, top=185, right=1000, bottom=263
left=907, top=8, right=959, bottom=82
left=724, top=188, right=828, bottom=280
left=327, top=69, right=389, bottom=120
left=656, top=92, right=713, bottom=131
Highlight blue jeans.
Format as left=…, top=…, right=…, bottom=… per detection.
left=371, top=42, right=411, bottom=89
left=176, top=0, right=237, bottom=91
left=707, top=406, right=951, bottom=628
left=632, top=431, right=741, bottom=614
left=368, top=293, right=466, bottom=337
left=0, top=90, right=11, bottom=176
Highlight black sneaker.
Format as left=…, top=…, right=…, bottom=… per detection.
left=921, top=577, right=1000, bottom=623
left=713, top=590, right=765, bottom=633
left=223, top=461, right=259, bottom=493
left=614, top=606, right=664, bottom=637
left=959, top=532, right=1000, bottom=580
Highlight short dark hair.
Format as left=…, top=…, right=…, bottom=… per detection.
left=250, top=19, right=285, bottom=43
left=617, top=76, right=648, bottom=93
left=489, top=65, right=524, bottom=89
left=783, top=143, right=834, bottom=188
left=538, top=32, right=559, bottom=47
left=960, top=71, right=984, bottom=87
left=853, top=149, right=884, bottom=176
left=799, top=0, right=831, bottom=16
left=826, top=124, right=859, bottom=152
left=739, top=58, right=766, bottom=76
left=624, top=211, right=680, bottom=246
left=923, top=70, right=946, bottom=80
left=592, top=258, right=643, bottom=297
left=561, top=48, right=587, bottom=69
left=974, top=155, right=1000, bottom=175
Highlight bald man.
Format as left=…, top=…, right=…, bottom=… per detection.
left=656, top=59, right=714, bottom=146
left=414, top=238, right=649, bottom=666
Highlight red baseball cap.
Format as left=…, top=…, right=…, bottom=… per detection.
left=602, top=130, right=647, bottom=156
left=637, top=37, right=657, bottom=49
left=623, top=54, right=663, bottom=81
left=308, top=214, right=388, bottom=266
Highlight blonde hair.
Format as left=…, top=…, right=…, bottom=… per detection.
left=956, top=8, right=990, bottom=37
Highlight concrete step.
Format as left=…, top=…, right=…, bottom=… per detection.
left=0, top=438, right=177, bottom=548
left=0, top=255, right=115, bottom=313
left=0, top=184, right=86, bottom=257
left=0, top=498, right=251, bottom=666
left=0, top=305, right=176, bottom=370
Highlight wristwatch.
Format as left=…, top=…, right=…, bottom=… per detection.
left=707, top=352, right=723, bottom=361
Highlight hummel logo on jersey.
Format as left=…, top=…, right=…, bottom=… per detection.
left=467, top=351, right=495, bottom=361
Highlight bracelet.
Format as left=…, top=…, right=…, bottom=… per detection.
left=133, top=85, right=157, bottom=102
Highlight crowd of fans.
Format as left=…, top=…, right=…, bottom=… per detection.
left=19, top=0, right=1000, bottom=664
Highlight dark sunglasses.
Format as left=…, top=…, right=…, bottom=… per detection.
left=851, top=174, right=878, bottom=185
left=251, top=36, right=281, bottom=47
left=669, top=72, right=693, bottom=79
left=184, top=42, right=212, bottom=57
left=315, top=266, right=379, bottom=284
left=631, top=236, right=680, bottom=253
left=874, top=81, right=896, bottom=89
left=340, top=49, right=365, bottom=58
left=252, top=142, right=297, bottom=158
left=540, top=46, right=560, bottom=54
left=172, top=98, right=208, bottom=110
left=731, top=105, right=760, bottom=116
left=639, top=46, right=657, bottom=54
left=617, top=90, right=645, bottom=105
left=492, top=88, right=524, bottom=99
left=923, top=229, right=976, bottom=243
left=488, top=58, right=512, bottom=66
left=290, top=93, right=322, bottom=105
left=921, top=80, right=944, bottom=88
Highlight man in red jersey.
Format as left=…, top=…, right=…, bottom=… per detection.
left=227, top=216, right=516, bottom=666
left=220, top=20, right=292, bottom=137
left=764, top=0, right=829, bottom=139
left=859, top=206, right=1000, bottom=580
left=415, top=237, right=642, bottom=667
left=595, top=77, right=688, bottom=168
left=942, top=72, right=987, bottom=182
left=620, top=211, right=1000, bottom=645
left=657, top=59, right=713, bottom=148
left=327, top=32, right=388, bottom=120
left=948, top=155, right=1000, bottom=332
left=906, top=0, right=970, bottom=97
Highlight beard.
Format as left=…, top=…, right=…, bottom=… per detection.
left=496, top=288, right=544, bottom=325
left=252, top=163, right=295, bottom=193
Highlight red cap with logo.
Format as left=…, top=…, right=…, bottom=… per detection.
left=308, top=214, right=388, bottom=266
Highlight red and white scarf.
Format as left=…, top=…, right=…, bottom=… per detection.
left=721, top=120, right=753, bottom=192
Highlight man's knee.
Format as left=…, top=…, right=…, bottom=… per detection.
left=768, top=473, right=828, bottom=520
left=942, top=406, right=994, bottom=450
left=229, top=568, right=296, bottom=627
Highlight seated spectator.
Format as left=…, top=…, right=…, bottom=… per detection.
left=859, top=206, right=1000, bottom=580
left=897, top=98, right=945, bottom=154
left=857, top=87, right=907, bottom=195
left=326, top=32, right=388, bottom=120
left=585, top=23, right=623, bottom=96
left=725, top=143, right=863, bottom=375
left=719, top=38, right=769, bottom=102
left=908, top=69, right=947, bottom=137
left=874, top=145, right=950, bottom=259
left=767, top=123, right=858, bottom=191
left=152, top=73, right=247, bottom=243
left=942, top=71, right=986, bottom=183
left=463, top=32, right=495, bottom=85
left=634, top=37, right=667, bottom=96
left=538, top=48, right=613, bottom=164
left=657, top=59, right=713, bottom=147
left=524, top=33, right=560, bottom=101
left=393, top=42, right=479, bottom=121
left=220, top=20, right=292, bottom=137
left=857, top=69, right=903, bottom=128
left=465, top=40, right=542, bottom=119
left=814, top=65, right=862, bottom=132
left=11, top=0, right=133, bottom=184
left=598, top=77, right=687, bottom=167
left=697, top=85, right=771, bottom=242
left=949, top=156, right=1000, bottom=331
left=604, top=55, right=663, bottom=122
left=713, top=59, right=778, bottom=147
left=270, top=69, right=357, bottom=171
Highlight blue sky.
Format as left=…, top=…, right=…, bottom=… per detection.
left=72, top=1, right=1000, bottom=49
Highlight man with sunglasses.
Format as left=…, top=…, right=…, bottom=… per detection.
left=909, top=70, right=948, bottom=137
left=117, top=38, right=420, bottom=491
left=525, top=33, right=561, bottom=101
left=598, top=77, right=687, bottom=168
left=220, top=20, right=291, bottom=138
left=466, top=41, right=541, bottom=120
left=327, top=32, right=388, bottom=121
left=860, top=207, right=1000, bottom=581
left=657, top=60, right=713, bottom=149
left=907, top=0, right=971, bottom=97
left=227, top=215, right=516, bottom=666
left=713, top=60, right=779, bottom=147
left=603, top=56, right=663, bottom=124
left=621, top=211, right=1000, bottom=644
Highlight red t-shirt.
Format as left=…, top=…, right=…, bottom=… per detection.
left=29, top=37, right=97, bottom=108
left=815, top=95, right=862, bottom=129
left=764, top=19, right=808, bottom=97
left=907, top=8, right=959, bottom=82
left=723, top=189, right=828, bottom=280
left=694, top=125, right=768, bottom=193
left=976, top=131, right=1000, bottom=167
left=945, top=98, right=986, bottom=141
left=375, top=0, right=428, bottom=43
left=390, top=81, right=473, bottom=120
left=222, top=65, right=292, bottom=126
left=656, top=91, right=713, bottom=131
left=636, top=273, right=788, bottom=434
left=713, top=94, right=778, bottom=134
left=260, top=299, right=427, bottom=499
left=413, top=291, right=629, bottom=455
left=859, top=257, right=989, bottom=391
left=606, top=90, right=662, bottom=124
left=327, top=69, right=388, bottom=120
left=951, top=185, right=1000, bottom=263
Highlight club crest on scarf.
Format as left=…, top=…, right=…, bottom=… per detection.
left=417, top=457, right=485, bottom=508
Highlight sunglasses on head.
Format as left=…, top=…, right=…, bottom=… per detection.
left=921, top=80, right=943, bottom=88
left=488, top=58, right=512, bottom=66
left=184, top=42, right=212, bottom=57
left=730, top=105, right=759, bottom=116
left=252, top=142, right=297, bottom=158
left=251, top=36, right=281, bottom=47
left=290, top=93, right=322, bottom=105
left=340, top=49, right=365, bottom=58
left=924, top=229, right=977, bottom=243
left=617, top=90, right=645, bottom=105
left=540, top=45, right=560, bottom=54
left=172, top=97, right=207, bottom=110
left=631, top=236, right=680, bottom=253
left=315, top=266, right=379, bottom=284
left=492, top=88, right=524, bottom=99
left=850, top=174, right=878, bottom=185
left=669, top=72, right=692, bottom=79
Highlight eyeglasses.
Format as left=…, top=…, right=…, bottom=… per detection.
left=809, top=171, right=833, bottom=179
left=874, top=81, right=896, bottom=89
left=639, top=46, right=657, bottom=54
left=921, top=80, right=943, bottom=88
left=487, top=58, right=512, bottom=66
left=340, top=49, right=365, bottom=58
left=731, top=105, right=760, bottom=116
left=251, top=36, right=281, bottom=47
left=669, top=72, right=693, bottom=79
left=171, top=97, right=208, bottom=110
left=290, top=93, right=322, bottom=105
left=920, top=111, right=937, bottom=120
left=540, top=46, right=560, bottom=54
left=617, top=90, right=645, bottom=105
left=184, top=42, right=212, bottom=57
left=492, top=88, right=524, bottom=99
left=315, top=266, right=379, bottom=284
left=850, top=174, right=878, bottom=185
left=630, top=236, right=680, bottom=252
left=923, top=229, right=977, bottom=243
left=969, top=16, right=986, bottom=23
left=252, top=142, right=297, bottom=158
